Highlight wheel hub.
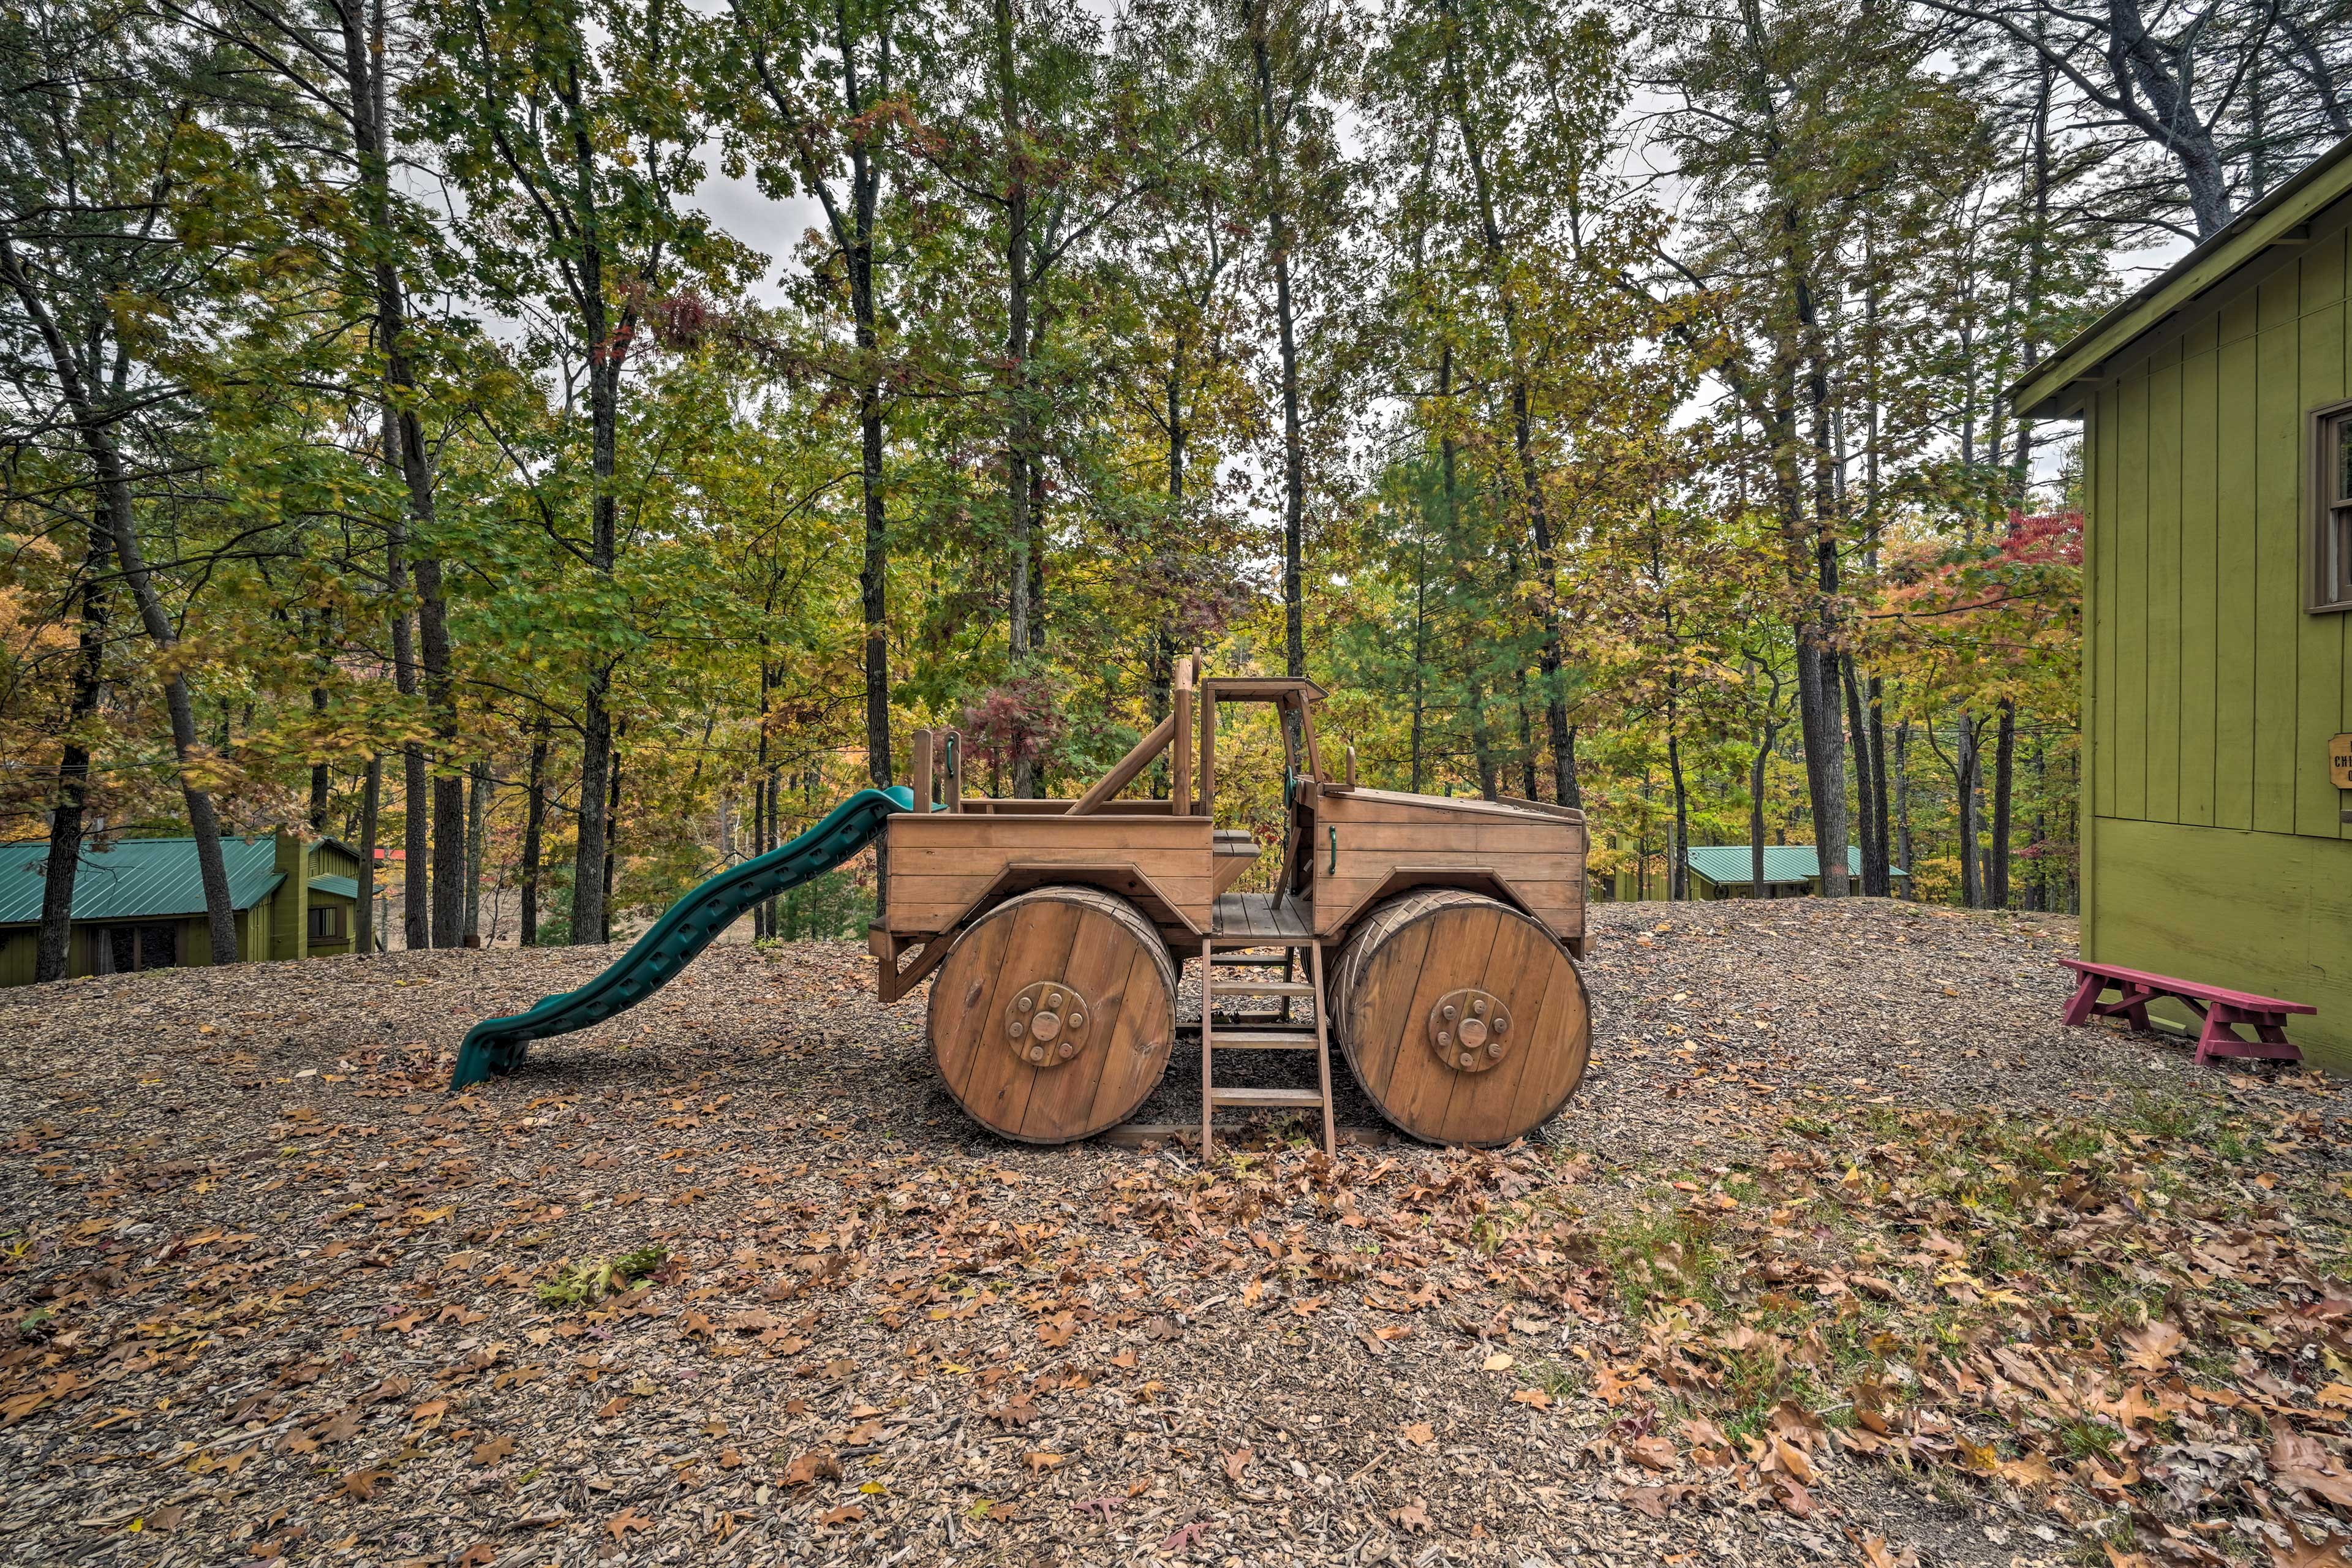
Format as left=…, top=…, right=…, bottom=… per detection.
left=1428, top=987, right=1512, bottom=1072
left=1005, top=981, right=1093, bottom=1068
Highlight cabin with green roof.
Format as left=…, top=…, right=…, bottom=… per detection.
left=0, top=833, right=363, bottom=986
left=2011, top=134, right=2352, bottom=1066
left=1680, top=846, right=1909, bottom=900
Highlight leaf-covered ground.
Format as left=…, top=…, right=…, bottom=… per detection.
left=2, top=899, right=2346, bottom=1568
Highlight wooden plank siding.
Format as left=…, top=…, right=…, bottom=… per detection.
left=1314, top=790, right=1586, bottom=946
left=2075, top=182, right=2352, bottom=1065
left=882, top=814, right=1214, bottom=935
left=2092, top=219, right=2352, bottom=850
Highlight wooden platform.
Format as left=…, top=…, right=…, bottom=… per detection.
left=1212, top=891, right=1315, bottom=942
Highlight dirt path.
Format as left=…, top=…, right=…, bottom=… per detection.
left=0, top=900, right=2342, bottom=1567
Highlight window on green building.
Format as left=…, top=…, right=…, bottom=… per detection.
left=2314, top=399, right=2352, bottom=611
left=309, top=904, right=342, bottom=941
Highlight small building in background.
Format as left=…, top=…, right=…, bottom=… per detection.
left=0, top=832, right=361, bottom=986
left=1681, top=845, right=1909, bottom=900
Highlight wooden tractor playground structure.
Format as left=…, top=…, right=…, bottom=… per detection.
left=454, top=660, right=1593, bottom=1152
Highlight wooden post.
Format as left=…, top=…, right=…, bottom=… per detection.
left=911, top=729, right=933, bottom=815
left=943, top=728, right=962, bottom=812
left=1200, top=667, right=1217, bottom=817
left=1172, top=657, right=1194, bottom=816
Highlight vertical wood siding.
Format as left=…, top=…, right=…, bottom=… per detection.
left=2092, top=222, right=2352, bottom=845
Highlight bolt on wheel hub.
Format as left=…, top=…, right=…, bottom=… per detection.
left=1428, top=987, right=1511, bottom=1072
left=1005, top=981, right=1093, bottom=1067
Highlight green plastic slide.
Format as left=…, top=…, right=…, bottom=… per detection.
left=449, top=786, right=916, bottom=1088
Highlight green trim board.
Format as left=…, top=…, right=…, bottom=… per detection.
left=2013, top=134, right=2352, bottom=419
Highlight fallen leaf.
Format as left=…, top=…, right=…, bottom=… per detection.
left=1025, top=1451, right=1067, bottom=1472
left=782, top=1450, right=841, bottom=1485
left=1392, top=1499, right=1432, bottom=1532
left=606, top=1507, right=653, bottom=1541
left=818, top=1505, right=864, bottom=1528
left=1223, top=1447, right=1253, bottom=1484
left=1401, top=1422, right=1435, bottom=1447
left=470, top=1434, right=514, bottom=1468
left=338, top=1468, right=389, bottom=1501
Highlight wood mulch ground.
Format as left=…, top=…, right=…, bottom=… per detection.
left=1, top=898, right=2345, bottom=1568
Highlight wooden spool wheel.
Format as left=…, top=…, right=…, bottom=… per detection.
left=928, top=885, right=1180, bottom=1144
left=1329, top=889, right=1591, bottom=1147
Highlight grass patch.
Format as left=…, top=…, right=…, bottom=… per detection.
left=537, top=1245, right=668, bottom=1308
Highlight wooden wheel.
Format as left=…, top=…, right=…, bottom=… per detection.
left=1329, top=889, right=1590, bottom=1147
left=928, top=885, right=1179, bottom=1144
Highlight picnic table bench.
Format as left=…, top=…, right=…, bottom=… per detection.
left=2060, top=958, right=2315, bottom=1066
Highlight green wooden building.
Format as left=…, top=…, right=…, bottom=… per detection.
left=2012, top=135, right=2352, bottom=1066
left=0, top=832, right=361, bottom=986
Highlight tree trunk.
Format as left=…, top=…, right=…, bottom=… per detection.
left=1245, top=0, right=1308, bottom=679
left=1955, top=715, right=1982, bottom=909
left=423, top=560, right=462, bottom=948
left=356, top=753, right=380, bottom=956
left=1467, top=672, right=1498, bottom=801
left=1840, top=654, right=1882, bottom=895
left=998, top=0, right=1038, bottom=797
left=1893, top=719, right=1913, bottom=892
left=464, top=759, right=488, bottom=946
left=599, top=733, right=623, bottom=943
left=36, top=522, right=110, bottom=983
left=309, top=680, right=331, bottom=833
left=1667, top=710, right=1690, bottom=902
left=1749, top=722, right=1776, bottom=900
left=1989, top=697, right=2015, bottom=908
left=519, top=718, right=546, bottom=947
left=337, top=0, right=443, bottom=954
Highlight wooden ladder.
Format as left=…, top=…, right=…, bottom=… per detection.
left=1199, top=938, right=1336, bottom=1158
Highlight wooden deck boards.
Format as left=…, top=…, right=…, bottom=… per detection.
left=1212, top=891, right=1315, bottom=941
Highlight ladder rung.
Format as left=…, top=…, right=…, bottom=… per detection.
left=1213, top=981, right=1314, bottom=998
left=1208, top=1029, right=1320, bottom=1049
left=1209, top=952, right=1294, bottom=966
left=1209, top=1087, right=1327, bottom=1108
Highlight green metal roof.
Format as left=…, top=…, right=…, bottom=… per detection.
left=0, top=837, right=285, bottom=925
left=307, top=875, right=358, bottom=901
left=1683, top=845, right=1905, bottom=886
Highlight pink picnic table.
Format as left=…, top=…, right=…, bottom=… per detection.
left=2060, top=958, right=2315, bottom=1066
